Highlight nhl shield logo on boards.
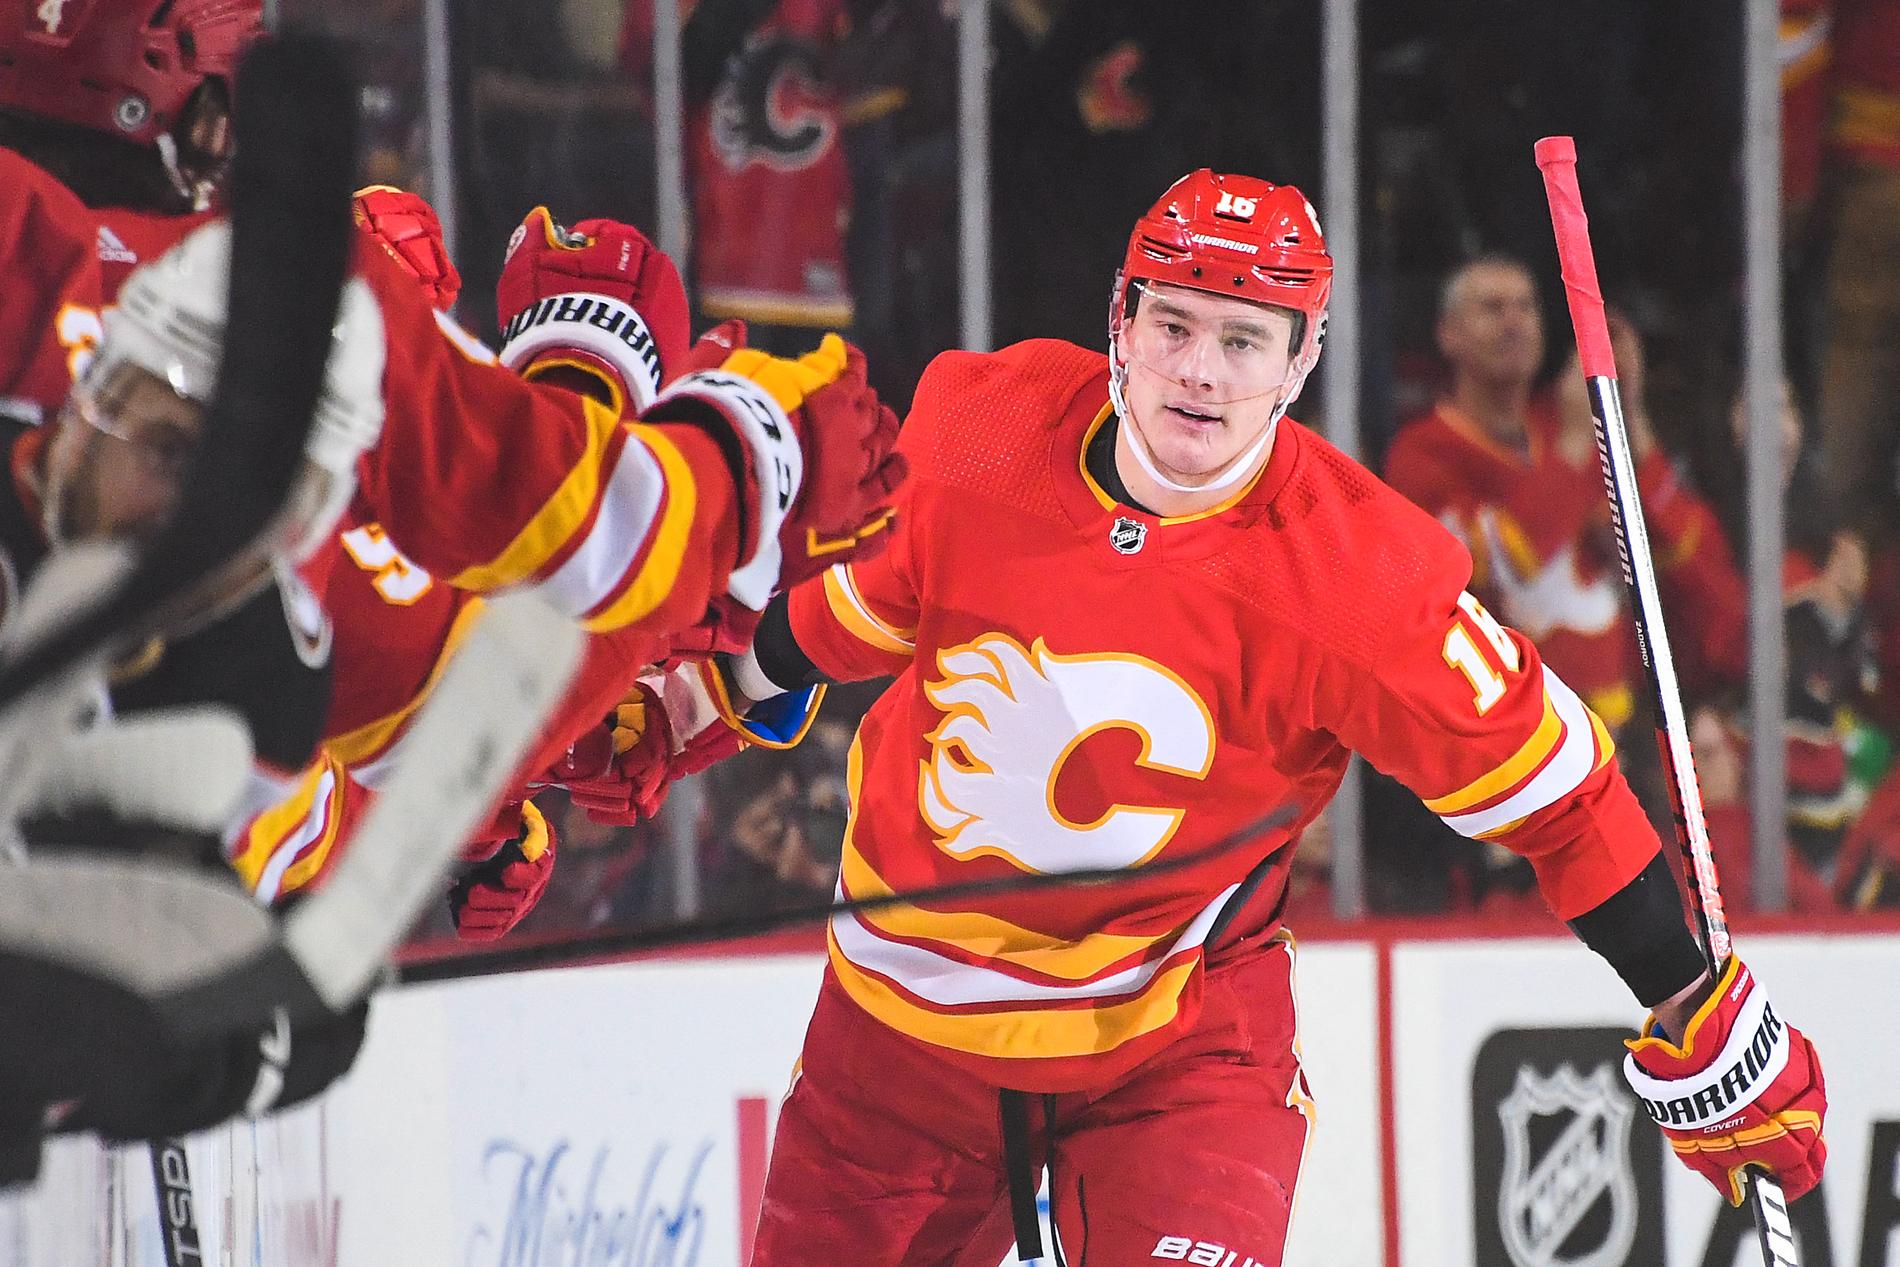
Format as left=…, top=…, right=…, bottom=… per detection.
left=1471, top=1028, right=1664, bottom=1267
left=1496, top=1063, right=1637, bottom=1267
left=1109, top=516, right=1148, bottom=554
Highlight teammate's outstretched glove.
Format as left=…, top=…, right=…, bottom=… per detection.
left=353, top=185, right=461, bottom=310
left=1623, top=956, right=1827, bottom=1205
left=656, top=323, right=906, bottom=622
left=496, top=207, right=691, bottom=413
left=448, top=800, right=557, bottom=940
left=558, top=682, right=687, bottom=824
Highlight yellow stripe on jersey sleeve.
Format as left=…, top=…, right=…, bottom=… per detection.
left=1423, top=688, right=1563, bottom=815
left=230, top=756, right=336, bottom=893
left=275, top=773, right=348, bottom=896
left=823, top=563, right=915, bottom=655
left=450, top=396, right=622, bottom=593
left=827, top=927, right=1200, bottom=1060
left=1439, top=668, right=1603, bottom=839
left=582, top=423, right=698, bottom=632
left=1589, top=706, right=1616, bottom=771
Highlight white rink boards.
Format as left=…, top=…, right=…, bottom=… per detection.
left=2, top=931, right=1895, bottom=1266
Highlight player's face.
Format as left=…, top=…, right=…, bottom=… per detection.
left=45, top=365, right=205, bottom=543
left=1438, top=262, right=1543, bottom=388
left=1119, top=282, right=1298, bottom=483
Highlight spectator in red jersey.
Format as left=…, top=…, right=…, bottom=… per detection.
left=1387, top=256, right=1636, bottom=730
left=1681, top=708, right=1841, bottom=913
left=1666, top=374, right=1896, bottom=908
left=619, top=0, right=856, bottom=354
left=1390, top=260, right=1745, bottom=734
left=1836, top=763, right=1900, bottom=908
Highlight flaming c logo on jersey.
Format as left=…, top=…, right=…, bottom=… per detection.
left=919, top=633, right=1216, bottom=874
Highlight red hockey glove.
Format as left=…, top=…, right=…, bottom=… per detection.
left=352, top=185, right=461, bottom=310
left=448, top=800, right=557, bottom=940
left=560, top=682, right=679, bottom=825
left=496, top=206, right=691, bottom=413
left=1623, top=956, right=1827, bottom=1205
left=655, top=325, right=907, bottom=611
left=556, top=672, right=750, bottom=825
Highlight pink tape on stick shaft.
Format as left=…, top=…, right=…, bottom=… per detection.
left=1534, top=135, right=1618, bottom=381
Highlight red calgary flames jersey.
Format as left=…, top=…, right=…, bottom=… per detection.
left=0, top=153, right=736, bottom=896
left=788, top=340, right=1661, bottom=1091
left=0, top=151, right=104, bottom=425
left=1385, top=401, right=1746, bottom=721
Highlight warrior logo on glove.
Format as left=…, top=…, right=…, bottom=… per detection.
left=1623, top=958, right=1827, bottom=1206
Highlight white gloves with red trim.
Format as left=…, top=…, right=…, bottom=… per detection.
left=1623, top=956, right=1827, bottom=1205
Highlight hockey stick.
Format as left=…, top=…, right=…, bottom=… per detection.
left=1534, top=135, right=1800, bottom=1267
left=116, top=34, right=358, bottom=1266
left=396, top=803, right=1299, bottom=984
left=0, top=34, right=355, bottom=723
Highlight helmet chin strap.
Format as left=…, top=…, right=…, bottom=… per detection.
left=155, top=133, right=216, bottom=213
left=1108, top=358, right=1294, bottom=497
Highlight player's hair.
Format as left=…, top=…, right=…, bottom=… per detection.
left=1436, top=252, right=1537, bottom=320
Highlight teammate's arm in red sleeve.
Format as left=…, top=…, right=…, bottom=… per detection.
left=349, top=242, right=741, bottom=639
left=225, top=754, right=358, bottom=905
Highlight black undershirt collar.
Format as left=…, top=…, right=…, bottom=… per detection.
left=1086, top=414, right=1157, bottom=516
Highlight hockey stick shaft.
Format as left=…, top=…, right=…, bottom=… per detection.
left=136, top=33, right=358, bottom=1260
left=396, top=804, right=1298, bottom=984
left=1535, top=135, right=1798, bottom=1267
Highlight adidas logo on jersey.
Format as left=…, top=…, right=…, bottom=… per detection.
left=95, top=226, right=137, bottom=266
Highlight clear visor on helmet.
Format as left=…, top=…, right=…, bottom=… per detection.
left=62, top=362, right=206, bottom=485
left=1118, top=280, right=1300, bottom=407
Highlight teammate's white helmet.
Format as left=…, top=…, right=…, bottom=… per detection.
left=97, top=219, right=387, bottom=559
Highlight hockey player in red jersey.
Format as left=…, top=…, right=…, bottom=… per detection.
left=711, top=171, right=1829, bottom=1263
left=231, top=190, right=854, bottom=933
left=1, top=6, right=899, bottom=935
left=0, top=0, right=255, bottom=425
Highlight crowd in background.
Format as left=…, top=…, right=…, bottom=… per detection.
left=358, top=0, right=1900, bottom=953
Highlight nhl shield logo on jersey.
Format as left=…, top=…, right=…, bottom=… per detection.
left=1109, top=515, right=1148, bottom=554
left=919, top=632, right=1214, bottom=874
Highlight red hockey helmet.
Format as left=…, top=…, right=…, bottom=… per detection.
left=1109, top=169, right=1333, bottom=410
left=0, top=0, right=264, bottom=146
